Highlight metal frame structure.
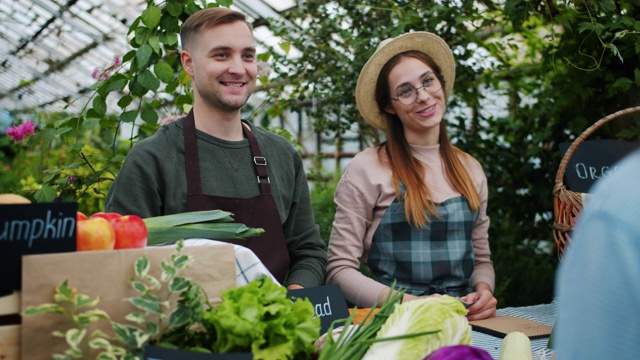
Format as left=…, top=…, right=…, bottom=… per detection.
left=0, top=0, right=295, bottom=119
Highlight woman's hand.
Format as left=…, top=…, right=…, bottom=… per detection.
left=462, top=283, right=497, bottom=321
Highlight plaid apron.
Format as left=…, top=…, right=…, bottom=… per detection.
left=368, top=195, right=478, bottom=297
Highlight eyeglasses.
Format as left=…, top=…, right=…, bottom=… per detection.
left=391, top=76, right=442, bottom=105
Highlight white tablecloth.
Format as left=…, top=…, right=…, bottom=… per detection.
left=182, top=239, right=280, bottom=286
left=472, top=302, right=556, bottom=359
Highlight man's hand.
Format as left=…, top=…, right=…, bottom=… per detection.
left=286, top=283, right=304, bottom=290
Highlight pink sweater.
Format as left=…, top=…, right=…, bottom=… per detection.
left=326, top=144, right=495, bottom=307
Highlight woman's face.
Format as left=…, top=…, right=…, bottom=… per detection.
left=385, top=56, right=445, bottom=146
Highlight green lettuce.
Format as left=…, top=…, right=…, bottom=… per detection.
left=362, top=295, right=472, bottom=360
left=201, top=277, right=320, bottom=359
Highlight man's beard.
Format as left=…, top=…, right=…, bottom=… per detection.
left=197, top=82, right=253, bottom=113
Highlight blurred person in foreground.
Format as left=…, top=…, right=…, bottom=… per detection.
left=555, top=149, right=640, bottom=359
left=105, top=7, right=326, bottom=289
left=325, top=32, right=497, bottom=320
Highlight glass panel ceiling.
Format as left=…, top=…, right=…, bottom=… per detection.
left=0, top=0, right=294, bottom=118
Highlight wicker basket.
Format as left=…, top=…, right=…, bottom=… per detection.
left=553, top=106, right=640, bottom=258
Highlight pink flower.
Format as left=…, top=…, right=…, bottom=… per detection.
left=113, top=54, right=122, bottom=68
left=91, top=54, right=121, bottom=80
left=92, top=67, right=110, bottom=80
left=6, top=120, right=36, bottom=142
left=91, top=67, right=102, bottom=80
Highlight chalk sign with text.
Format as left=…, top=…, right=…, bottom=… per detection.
left=144, top=346, right=252, bottom=360
left=559, top=139, right=640, bottom=193
left=0, top=202, right=77, bottom=295
left=288, top=283, right=351, bottom=334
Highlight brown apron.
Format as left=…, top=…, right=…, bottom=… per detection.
left=182, top=110, right=289, bottom=283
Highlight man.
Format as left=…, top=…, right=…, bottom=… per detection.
left=554, top=149, right=640, bottom=359
left=105, top=7, right=326, bottom=289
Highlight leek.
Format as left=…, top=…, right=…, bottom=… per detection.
left=143, top=210, right=265, bottom=246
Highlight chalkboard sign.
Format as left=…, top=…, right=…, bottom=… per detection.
left=559, top=139, right=640, bottom=193
left=144, top=346, right=252, bottom=359
left=288, top=283, right=351, bottom=334
left=0, top=202, right=77, bottom=295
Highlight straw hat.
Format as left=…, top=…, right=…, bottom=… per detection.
left=355, top=32, right=456, bottom=130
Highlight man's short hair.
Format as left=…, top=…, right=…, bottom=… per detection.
left=180, top=7, right=253, bottom=50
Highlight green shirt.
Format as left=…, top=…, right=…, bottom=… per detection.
left=106, top=118, right=327, bottom=287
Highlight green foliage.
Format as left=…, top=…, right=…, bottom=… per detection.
left=116, top=240, right=210, bottom=351
left=1, top=112, right=126, bottom=214
left=2, top=0, right=234, bottom=211
left=22, top=280, right=137, bottom=360
left=0, top=137, right=21, bottom=192
left=309, top=177, right=338, bottom=242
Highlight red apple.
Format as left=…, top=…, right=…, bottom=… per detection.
left=76, top=217, right=116, bottom=251
left=90, top=212, right=123, bottom=222
left=77, top=211, right=88, bottom=221
left=111, top=215, right=148, bottom=249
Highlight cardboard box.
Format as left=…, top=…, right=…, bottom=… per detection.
left=21, top=244, right=236, bottom=359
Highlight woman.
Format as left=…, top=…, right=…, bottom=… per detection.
left=326, top=32, right=497, bottom=320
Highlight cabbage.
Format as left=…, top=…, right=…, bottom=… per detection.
left=362, top=295, right=472, bottom=360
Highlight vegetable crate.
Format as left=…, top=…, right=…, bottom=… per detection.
left=553, top=106, right=640, bottom=258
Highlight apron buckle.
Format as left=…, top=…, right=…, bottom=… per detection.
left=257, top=176, right=271, bottom=184
left=254, top=156, right=267, bottom=166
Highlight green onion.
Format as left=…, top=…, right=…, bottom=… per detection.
left=318, top=285, right=440, bottom=360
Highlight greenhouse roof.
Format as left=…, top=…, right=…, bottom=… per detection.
left=0, top=0, right=294, bottom=121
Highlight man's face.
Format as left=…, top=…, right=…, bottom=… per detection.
left=181, top=21, right=257, bottom=112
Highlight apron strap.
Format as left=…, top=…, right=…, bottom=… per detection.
left=242, top=121, right=272, bottom=195
left=183, top=110, right=202, bottom=196
left=182, top=111, right=272, bottom=195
